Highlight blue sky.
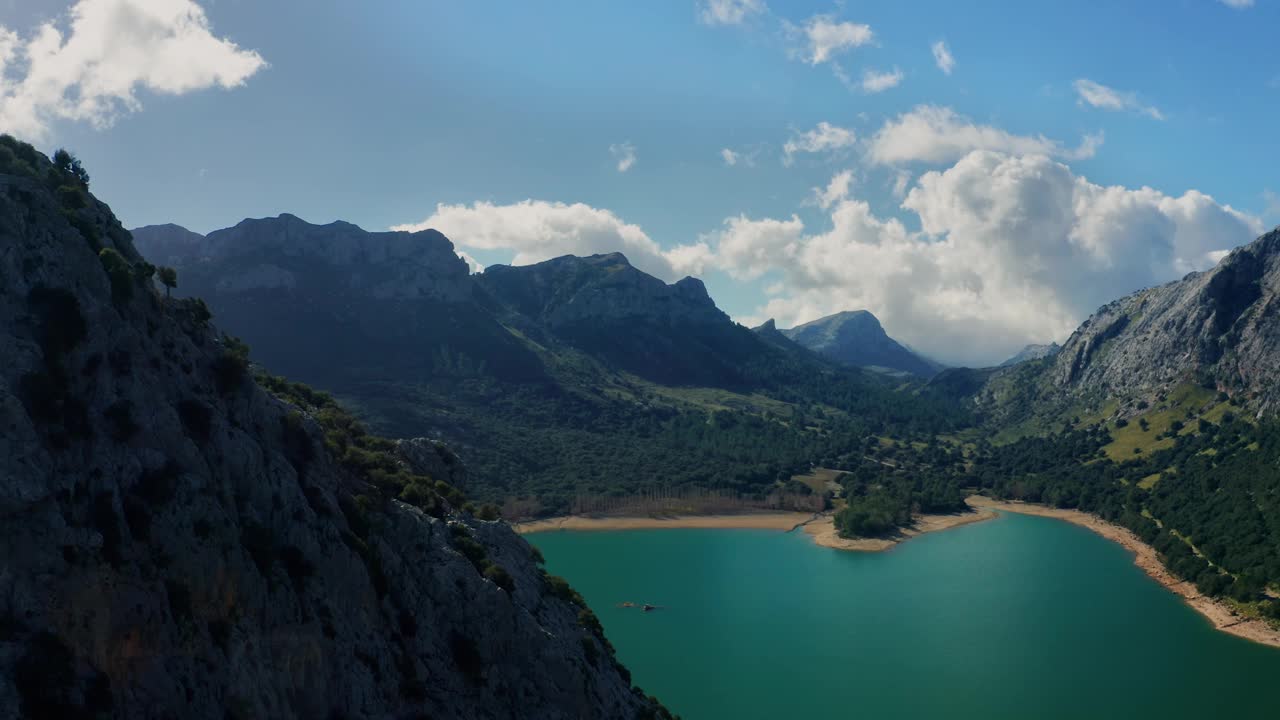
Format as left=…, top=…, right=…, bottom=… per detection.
left=2, top=0, right=1278, bottom=364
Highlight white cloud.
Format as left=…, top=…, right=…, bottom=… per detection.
left=782, top=121, right=856, bottom=164
left=1264, top=189, right=1280, bottom=220
left=0, top=0, right=265, bottom=140
left=1073, top=79, right=1164, bottom=120
left=721, top=145, right=761, bottom=167
left=931, top=40, right=954, bottom=75
left=392, top=200, right=710, bottom=282
left=698, top=0, right=766, bottom=26
left=796, top=15, right=873, bottom=65
left=457, top=250, right=485, bottom=274
left=703, top=214, right=804, bottom=280
left=1219, top=0, right=1254, bottom=8
left=609, top=142, right=637, bottom=172
left=712, top=151, right=1261, bottom=366
left=810, top=169, right=853, bottom=209
left=865, top=105, right=1102, bottom=166
left=860, top=67, right=902, bottom=93
left=889, top=169, right=912, bottom=199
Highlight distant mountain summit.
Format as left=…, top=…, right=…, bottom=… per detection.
left=780, top=310, right=943, bottom=378
left=1000, top=342, right=1061, bottom=367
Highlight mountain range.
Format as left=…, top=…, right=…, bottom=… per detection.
left=130, top=218, right=963, bottom=513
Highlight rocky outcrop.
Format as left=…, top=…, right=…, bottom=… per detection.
left=1041, top=228, right=1280, bottom=414
left=780, top=310, right=942, bottom=378
left=1, top=142, right=664, bottom=719
left=999, top=343, right=1060, bottom=367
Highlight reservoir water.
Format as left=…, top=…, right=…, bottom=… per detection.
left=529, top=512, right=1280, bottom=719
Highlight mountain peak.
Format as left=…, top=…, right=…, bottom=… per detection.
left=133, top=213, right=470, bottom=301
left=781, top=309, right=941, bottom=378
left=1000, top=342, right=1061, bottom=367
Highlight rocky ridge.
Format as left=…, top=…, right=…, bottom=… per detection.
left=999, top=343, right=1061, bottom=367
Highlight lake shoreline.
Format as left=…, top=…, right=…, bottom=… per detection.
left=514, top=507, right=999, bottom=553
left=801, top=508, right=998, bottom=551
left=966, top=496, right=1280, bottom=650
left=514, top=511, right=819, bottom=534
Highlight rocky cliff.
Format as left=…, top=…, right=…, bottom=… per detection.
left=0, top=139, right=666, bottom=719
left=780, top=310, right=942, bottom=378
left=960, top=226, right=1280, bottom=425
left=1044, top=228, right=1280, bottom=416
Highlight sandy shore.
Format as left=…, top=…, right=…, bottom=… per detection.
left=967, top=496, right=1280, bottom=650
left=802, top=508, right=997, bottom=552
left=517, top=508, right=998, bottom=554
left=514, top=512, right=817, bottom=534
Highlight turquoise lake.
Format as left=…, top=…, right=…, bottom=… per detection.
left=530, top=512, right=1280, bottom=719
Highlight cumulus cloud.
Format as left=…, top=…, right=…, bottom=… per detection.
left=810, top=169, right=853, bottom=209
left=931, top=40, right=954, bottom=75
left=703, top=214, right=805, bottom=280
left=0, top=0, right=265, bottom=140
left=866, top=105, right=1102, bottom=166
left=392, top=200, right=710, bottom=282
left=710, top=151, right=1261, bottom=366
left=1073, top=79, right=1164, bottom=120
left=609, top=142, right=637, bottom=172
left=697, top=0, right=766, bottom=25
left=721, top=145, right=763, bottom=168
left=795, top=15, right=873, bottom=65
left=860, top=67, right=902, bottom=93
left=782, top=121, right=856, bottom=164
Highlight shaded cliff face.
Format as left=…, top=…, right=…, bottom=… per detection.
left=132, top=217, right=545, bottom=387
left=0, top=142, right=664, bottom=719
left=477, top=253, right=727, bottom=328
left=780, top=310, right=942, bottom=378
left=476, top=253, right=764, bottom=386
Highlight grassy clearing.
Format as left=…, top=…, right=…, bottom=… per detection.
left=1137, top=472, right=1162, bottom=490
left=1100, top=383, right=1219, bottom=461
left=639, top=382, right=800, bottom=418
left=791, top=467, right=845, bottom=494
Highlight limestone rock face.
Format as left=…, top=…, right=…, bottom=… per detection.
left=999, top=343, right=1061, bottom=367
left=1042, top=228, right=1280, bottom=415
left=963, top=227, right=1280, bottom=422
left=0, top=149, right=659, bottom=719
left=397, top=437, right=469, bottom=489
